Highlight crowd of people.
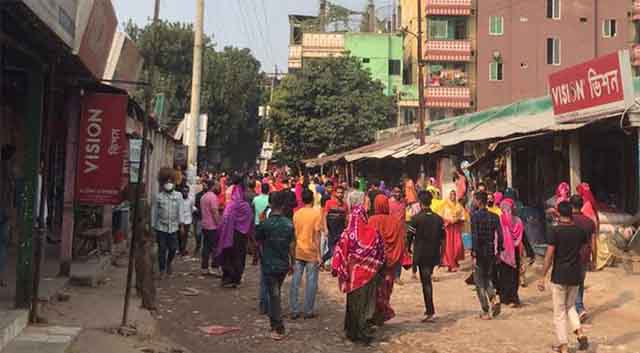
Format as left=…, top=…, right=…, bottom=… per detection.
left=149, top=166, right=596, bottom=352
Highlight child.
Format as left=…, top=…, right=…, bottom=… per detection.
left=255, top=191, right=295, bottom=340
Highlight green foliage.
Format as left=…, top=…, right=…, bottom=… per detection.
left=123, top=20, right=264, bottom=170
left=266, top=57, right=395, bottom=166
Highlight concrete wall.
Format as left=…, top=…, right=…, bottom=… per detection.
left=477, top=0, right=634, bottom=110
left=344, top=33, right=404, bottom=96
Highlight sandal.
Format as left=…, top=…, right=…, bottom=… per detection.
left=577, top=336, right=589, bottom=351
left=552, top=344, right=569, bottom=353
left=479, top=313, right=492, bottom=320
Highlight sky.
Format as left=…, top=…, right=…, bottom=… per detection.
left=112, top=0, right=395, bottom=73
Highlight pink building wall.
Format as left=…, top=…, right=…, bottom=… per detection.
left=477, top=0, right=634, bottom=110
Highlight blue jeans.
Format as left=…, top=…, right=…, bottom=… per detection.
left=156, top=231, right=178, bottom=273
left=259, top=269, right=270, bottom=314
left=289, top=260, right=319, bottom=316
left=575, top=269, right=587, bottom=314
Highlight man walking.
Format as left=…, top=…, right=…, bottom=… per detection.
left=200, top=180, right=222, bottom=276
left=538, top=201, right=589, bottom=353
left=470, top=191, right=504, bottom=319
left=290, top=190, right=323, bottom=319
left=570, top=195, right=595, bottom=322
left=321, top=185, right=347, bottom=266
left=255, top=192, right=295, bottom=341
left=407, top=191, right=445, bottom=322
left=151, top=169, right=185, bottom=279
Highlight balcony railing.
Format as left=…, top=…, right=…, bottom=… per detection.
left=425, top=86, right=472, bottom=108
left=424, top=40, right=472, bottom=62
left=634, top=0, right=640, bottom=20
left=425, top=0, right=472, bottom=16
left=288, top=45, right=302, bottom=69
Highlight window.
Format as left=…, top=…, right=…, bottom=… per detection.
left=603, top=19, right=617, bottom=38
left=489, top=16, right=504, bottom=35
left=546, top=38, right=560, bottom=65
left=490, top=61, right=503, bottom=81
left=362, top=58, right=370, bottom=63
left=546, top=0, right=560, bottom=19
left=389, top=60, right=401, bottom=75
left=429, top=19, right=449, bottom=39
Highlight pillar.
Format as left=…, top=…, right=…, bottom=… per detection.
left=569, top=132, right=582, bottom=191
left=505, top=148, right=513, bottom=188
left=59, top=91, right=80, bottom=277
left=15, top=60, right=44, bottom=309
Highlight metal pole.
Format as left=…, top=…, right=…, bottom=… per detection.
left=122, top=0, right=159, bottom=327
left=188, top=0, right=205, bottom=171
left=417, top=0, right=426, bottom=145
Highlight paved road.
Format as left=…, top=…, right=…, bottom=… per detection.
left=155, top=256, right=640, bottom=353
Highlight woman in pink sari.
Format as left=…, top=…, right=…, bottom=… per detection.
left=496, top=198, right=524, bottom=306
left=441, top=190, right=465, bottom=272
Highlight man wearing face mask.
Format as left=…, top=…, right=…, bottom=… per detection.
left=151, top=168, right=185, bottom=279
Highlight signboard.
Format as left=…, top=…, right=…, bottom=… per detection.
left=76, top=92, right=127, bottom=204
left=128, top=139, right=142, bottom=183
left=174, top=145, right=187, bottom=167
left=179, top=114, right=208, bottom=147
left=549, top=50, right=634, bottom=123
left=21, top=0, right=77, bottom=48
left=103, top=32, right=144, bottom=93
left=197, top=114, right=208, bottom=147
left=75, top=0, right=117, bottom=79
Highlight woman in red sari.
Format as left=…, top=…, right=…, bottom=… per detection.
left=368, top=195, right=405, bottom=325
left=577, top=183, right=602, bottom=269
left=441, top=190, right=465, bottom=272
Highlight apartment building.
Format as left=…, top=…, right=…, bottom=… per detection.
left=477, top=0, right=637, bottom=110
left=400, top=0, right=477, bottom=123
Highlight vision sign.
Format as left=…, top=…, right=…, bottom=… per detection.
left=549, top=50, right=634, bottom=123
left=76, top=92, right=127, bottom=205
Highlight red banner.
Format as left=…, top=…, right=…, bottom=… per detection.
left=76, top=92, right=127, bottom=205
left=549, top=50, right=633, bottom=123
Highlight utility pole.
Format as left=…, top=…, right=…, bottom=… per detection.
left=261, top=66, right=277, bottom=173
left=188, top=0, right=204, bottom=172
left=392, top=0, right=397, bottom=32
left=319, top=0, right=327, bottom=32
left=121, top=0, right=159, bottom=327
left=417, top=0, right=426, bottom=145
left=368, top=0, right=376, bottom=33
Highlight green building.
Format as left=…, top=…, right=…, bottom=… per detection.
left=344, top=33, right=404, bottom=97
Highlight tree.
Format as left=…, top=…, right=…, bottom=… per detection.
left=266, top=57, right=395, bottom=166
left=124, top=20, right=263, bottom=170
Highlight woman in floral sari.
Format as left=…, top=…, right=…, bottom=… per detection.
left=441, top=190, right=465, bottom=272
left=332, top=192, right=385, bottom=344
left=368, top=195, right=405, bottom=325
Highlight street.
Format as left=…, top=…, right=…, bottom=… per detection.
left=154, top=256, right=640, bottom=353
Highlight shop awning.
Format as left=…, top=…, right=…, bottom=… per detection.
left=345, top=139, right=416, bottom=162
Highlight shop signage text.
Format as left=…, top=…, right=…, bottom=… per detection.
left=549, top=50, right=633, bottom=123
left=76, top=93, right=127, bottom=205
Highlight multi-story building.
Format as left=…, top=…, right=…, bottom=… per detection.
left=287, top=15, right=405, bottom=97
left=400, top=0, right=476, bottom=123
left=477, top=0, right=637, bottom=110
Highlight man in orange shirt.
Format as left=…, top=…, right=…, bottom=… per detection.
left=290, top=189, right=323, bottom=320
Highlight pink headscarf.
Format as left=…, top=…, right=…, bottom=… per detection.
left=499, top=198, right=523, bottom=268
left=555, top=182, right=570, bottom=208
left=494, top=192, right=503, bottom=206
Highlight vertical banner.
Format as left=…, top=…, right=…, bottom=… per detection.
left=76, top=92, right=127, bottom=204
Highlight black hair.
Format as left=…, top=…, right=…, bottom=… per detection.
left=261, top=182, right=270, bottom=194
left=269, top=191, right=285, bottom=210
left=418, top=190, right=432, bottom=207
left=232, top=175, right=243, bottom=186
left=570, top=195, right=584, bottom=210
left=475, top=191, right=488, bottom=206
left=558, top=201, right=573, bottom=218
left=325, top=180, right=333, bottom=187
left=302, top=189, right=314, bottom=205
left=477, top=182, right=486, bottom=189
left=248, top=179, right=257, bottom=189
left=352, top=180, right=360, bottom=190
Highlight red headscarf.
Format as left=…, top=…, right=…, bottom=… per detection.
left=577, top=182, right=599, bottom=224
left=331, top=205, right=385, bottom=293
left=368, top=195, right=406, bottom=267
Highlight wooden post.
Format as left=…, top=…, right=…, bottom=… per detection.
left=505, top=148, right=513, bottom=188
left=569, top=132, right=581, bottom=191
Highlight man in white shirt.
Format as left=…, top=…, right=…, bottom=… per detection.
left=179, top=186, right=195, bottom=256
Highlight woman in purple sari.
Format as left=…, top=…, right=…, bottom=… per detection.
left=217, top=176, right=255, bottom=288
